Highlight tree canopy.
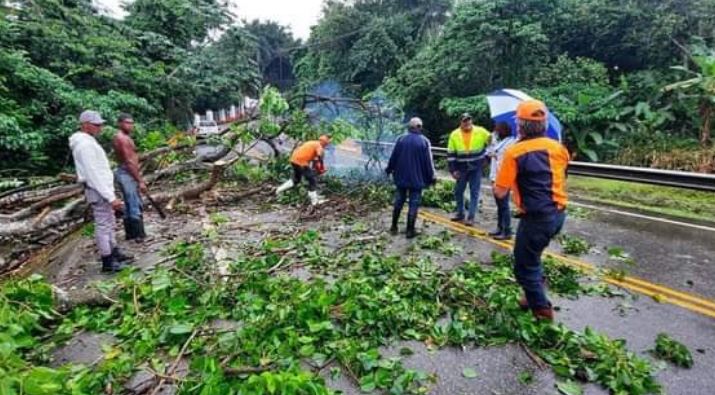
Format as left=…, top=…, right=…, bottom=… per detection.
left=1, top=0, right=715, bottom=173
left=295, top=0, right=715, bottom=165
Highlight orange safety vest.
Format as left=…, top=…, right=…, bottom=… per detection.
left=291, top=141, right=323, bottom=167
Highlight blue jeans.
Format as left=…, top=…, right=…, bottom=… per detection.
left=454, top=168, right=481, bottom=220
left=394, top=187, right=423, bottom=219
left=115, top=167, right=143, bottom=220
left=494, top=192, right=512, bottom=234
left=513, top=211, right=566, bottom=309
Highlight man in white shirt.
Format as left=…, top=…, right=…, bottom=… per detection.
left=487, top=122, right=517, bottom=240
left=69, top=110, right=133, bottom=272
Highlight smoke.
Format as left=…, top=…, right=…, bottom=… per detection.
left=304, top=82, right=407, bottom=181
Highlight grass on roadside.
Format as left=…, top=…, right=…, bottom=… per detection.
left=567, top=176, right=715, bottom=223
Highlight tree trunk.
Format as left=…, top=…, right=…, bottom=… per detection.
left=700, top=101, right=712, bottom=147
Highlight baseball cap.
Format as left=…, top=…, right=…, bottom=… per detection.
left=79, top=110, right=106, bottom=125
left=516, top=100, right=547, bottom=122
left=460, top=113, right=472, bottom=122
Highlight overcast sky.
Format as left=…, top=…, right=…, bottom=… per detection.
left=93, top=0, right=323, bottom=40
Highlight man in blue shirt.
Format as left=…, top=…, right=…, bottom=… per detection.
left=386, top=117, right=436, bottom=238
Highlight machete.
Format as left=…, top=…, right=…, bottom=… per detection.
left=144, top=192, right=167, bottom=219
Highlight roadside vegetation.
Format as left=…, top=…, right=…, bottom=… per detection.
left=2, top=0, right=715, bottom=177
left=568, top=176, right=715, bottom=223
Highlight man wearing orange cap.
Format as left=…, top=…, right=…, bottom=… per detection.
left=276, top=135, right=331, bottom=205
left=494, top=100, right=569, bottom=321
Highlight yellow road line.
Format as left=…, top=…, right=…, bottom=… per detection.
left=419, top=210, right=715, bottom=319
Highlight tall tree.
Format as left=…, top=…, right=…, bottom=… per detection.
left=124, top=0, right=232, bottom=49
left=295, top=0, right=451, bottom=94
left=244, top=20, right=300, bottom=90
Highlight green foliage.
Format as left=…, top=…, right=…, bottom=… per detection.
left=259, top=85, right=291, bottom=135
left=664, top=44, right=715, bottom=146
left=125, top=0, right=231, bottom=49
left=296, top=0, right=450, bottom=94
left=652, top=333, right=694, bottom=368
left=558, top=234, right=592, bottom=256
left=244, top=19, right=299, bottom=89
left=1, top=220, right=663, bottom=395
left=419, top=231, right=462, bottom=257
left=422, top=180, right=456, bottom=211
left=0, top=0, right=261, bottom=174
left=0, top=274, right=70, bottom=394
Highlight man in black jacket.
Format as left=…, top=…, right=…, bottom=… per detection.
left=385, top=117, right=437, bottom=238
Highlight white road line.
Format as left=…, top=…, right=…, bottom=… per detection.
left=567, top=201, right=715, bottom=233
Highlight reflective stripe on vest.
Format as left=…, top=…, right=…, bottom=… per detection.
left=447, top=127, right=489, bottom=162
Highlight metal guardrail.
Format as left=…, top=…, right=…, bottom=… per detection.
left=567, top=161, right=715, bottom=192
left=356, top=140, right=715, bottom=192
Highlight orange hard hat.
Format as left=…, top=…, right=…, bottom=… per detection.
left=319, top=135, right=331, bottom=145
left=516, top=100, right=547, bottom=122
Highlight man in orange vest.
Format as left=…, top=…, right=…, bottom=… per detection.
left=276, top=135, right=331, bottom=205
left=494, top=100, right=569, bottom=321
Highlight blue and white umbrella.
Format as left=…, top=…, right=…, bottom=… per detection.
left=486, top=89, right=563, bottom=141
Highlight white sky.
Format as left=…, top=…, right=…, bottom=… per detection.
left=93, top=0, right=323, bottom=40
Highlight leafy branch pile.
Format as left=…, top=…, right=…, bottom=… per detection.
left=1, top=215, right=663, bottom=394
left=652, top=333, right=694, bottom=369
left=421, top=180, right=456, bottom=212
left=558, top=234, right=592, bottom=256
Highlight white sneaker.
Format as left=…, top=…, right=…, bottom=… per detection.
left=276, top=179, right=294, bottom=195
left=308, top=191, right=327, bottom=206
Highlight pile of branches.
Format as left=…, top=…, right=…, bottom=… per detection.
left=0, top=132, right=262, bottom=275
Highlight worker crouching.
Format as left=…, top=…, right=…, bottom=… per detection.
left=386, top=117, right=436, bottom=238
left=493, top=100, right=569, bottom=321
left=276, top=135, right=331, bottom=206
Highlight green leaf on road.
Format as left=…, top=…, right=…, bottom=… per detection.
left=556, top=380, right=583, bottom=395
left=169, top=323, right=193, bottom=335
left=462, top=368, right=478, bottom=379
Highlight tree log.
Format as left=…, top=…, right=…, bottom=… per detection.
left=151, top=159, right=232, bottom=204
left=0, top=183, right=81, bottom=209
left=0, top=188, right=83, bottom=221
left=0, top=198, right=86, bottom=238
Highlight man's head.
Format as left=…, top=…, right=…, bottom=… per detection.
left=79, top=110, right=106, bottom=136
left=318, top=135, right=331, bottom=147
left=516, top=100, right=547, bottom=139
left=117, top=113, right=135, bottom=134
left=408, top=117, right=423, bottom=131
left=494, top=122, right=512, bottom=139
left=460, top=113, right=473, bottom=132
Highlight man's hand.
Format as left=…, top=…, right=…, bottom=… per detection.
left=111, top=199, right=123, bottom=211
left=451, top=171, right=460, bottom=180
left=139, top=181, right=148, bottom=194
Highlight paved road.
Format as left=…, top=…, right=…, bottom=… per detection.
left=333, top=140, right=715, bottom=308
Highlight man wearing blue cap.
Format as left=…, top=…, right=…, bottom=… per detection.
left=69, top=110, right=133, bottom=273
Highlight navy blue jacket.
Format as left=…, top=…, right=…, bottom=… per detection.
left=385, top=129, right=436, bottom=190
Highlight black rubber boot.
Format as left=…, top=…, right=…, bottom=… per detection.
left=390, top=208, right=400, bottom=235
left=405, top=214, right=417, bottom=239
left=135, top=216, right=147, bottom=241
left=112, top=247, right=134, bottom=263
left=124, top=218, right=137, bottom=240
left=101, top=255, right=127, bottom=273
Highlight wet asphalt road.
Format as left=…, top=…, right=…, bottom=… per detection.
left=328, top=209, right=715, bottom=395
left=330, top=142, right=715, bottom=393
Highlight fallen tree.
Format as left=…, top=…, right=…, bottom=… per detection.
left=0, top=132, right=257, bottom=274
